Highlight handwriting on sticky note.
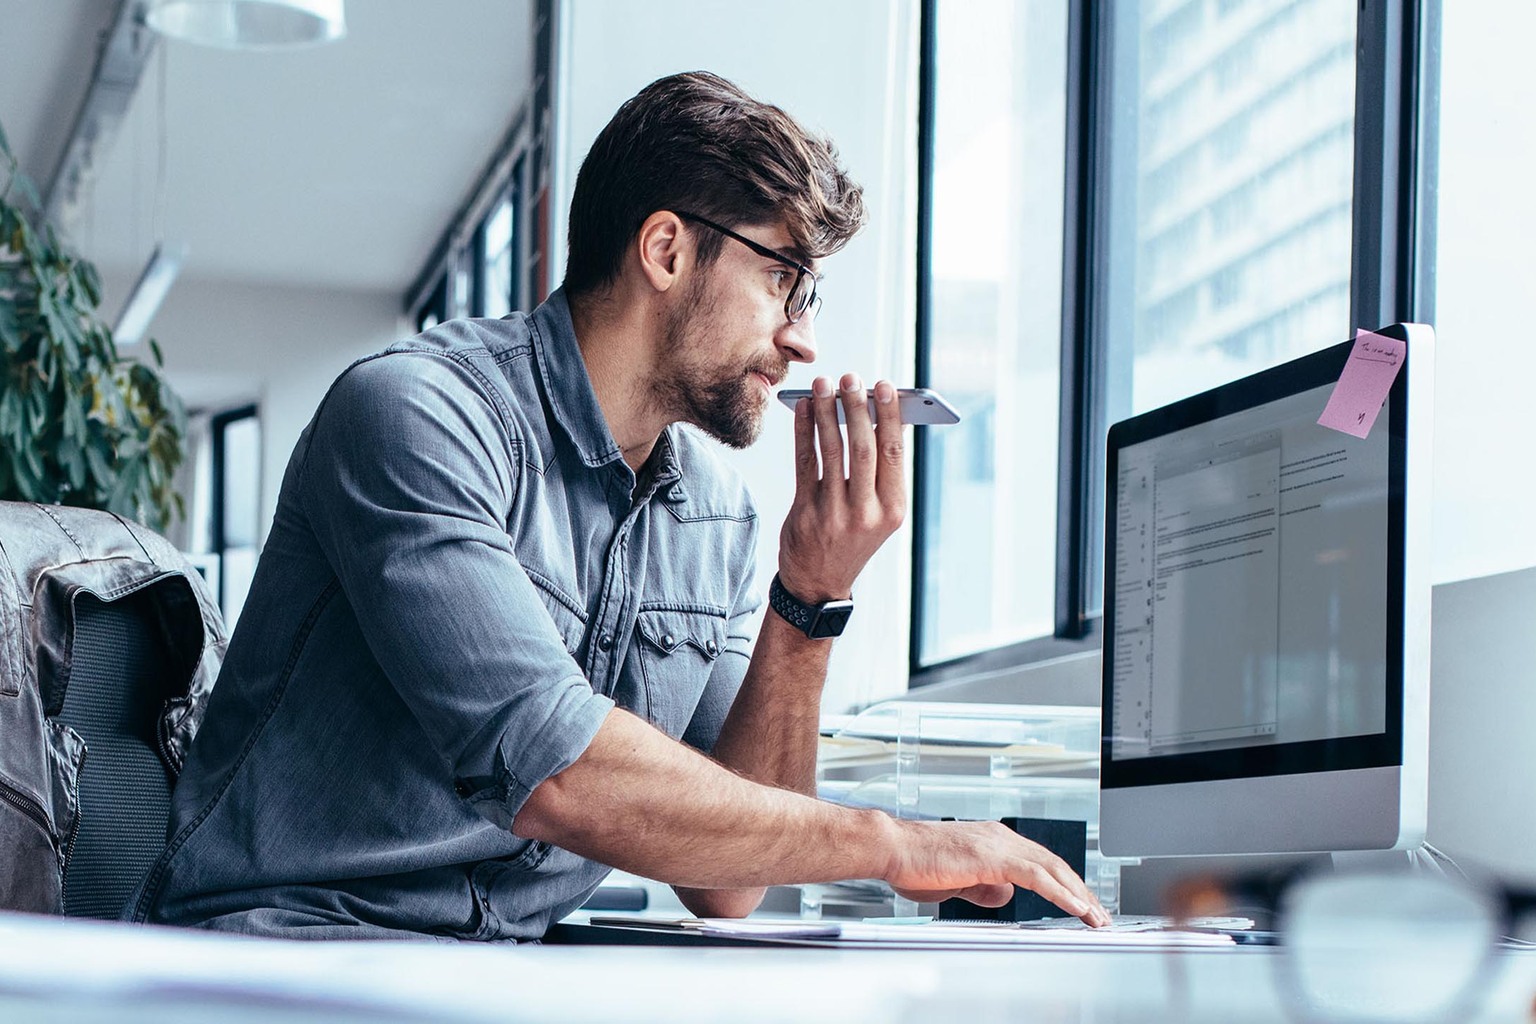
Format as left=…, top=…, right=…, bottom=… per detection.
left=1317, top=329, right=1405, bottom=439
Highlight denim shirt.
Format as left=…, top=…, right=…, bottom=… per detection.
left=131, top=291, right=761, bottom=941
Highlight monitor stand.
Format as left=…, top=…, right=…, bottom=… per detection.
left=1332, top=844, right=1463, bottom=877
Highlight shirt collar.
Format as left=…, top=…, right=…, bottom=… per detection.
left=528, top=288, right=683, bottom=485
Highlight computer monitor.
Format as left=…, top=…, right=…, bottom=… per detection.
left=1098, top=323, right=1434, bottom=858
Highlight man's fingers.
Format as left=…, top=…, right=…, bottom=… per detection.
left=871, top=380, right=906, bottom=519
left=1036, top=848, right=1108, bottom=924
left=1011, top=859, right=1100, bottom=925
left=810, top=376, right=844, bottom=498
left=1013, top=839, right=1108, bottom=925
left=840, top=373, right=876, bottom=496
left=792, top=396, right=818, bottom=492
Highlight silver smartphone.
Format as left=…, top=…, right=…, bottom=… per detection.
left=775, top=387, right=961, bottom=425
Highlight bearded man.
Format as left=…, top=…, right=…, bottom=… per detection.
left=132, top=72, right=1107, bottom=941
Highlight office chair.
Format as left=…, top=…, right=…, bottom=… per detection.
left=55, top=589, right=185, bottom=918
left=0, top=501, right=225, bottom=919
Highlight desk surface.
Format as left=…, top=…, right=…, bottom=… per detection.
left=5, top=911, right=1535, bottom=1022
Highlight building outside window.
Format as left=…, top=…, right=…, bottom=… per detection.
left=917, top=0, right=1360, bottom=669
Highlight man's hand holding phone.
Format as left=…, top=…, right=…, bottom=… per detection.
left=776, top=374, right=910, bottom=604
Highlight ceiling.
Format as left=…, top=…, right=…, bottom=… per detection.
left=0, top=0, right=534, bottom=295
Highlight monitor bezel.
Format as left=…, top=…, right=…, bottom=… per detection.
left=1100, top=327, right=1409, bottom=791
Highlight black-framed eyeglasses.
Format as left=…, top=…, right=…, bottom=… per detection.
left=1167, top=861, right=1536, bottom=1022
left=675, top=211, right=822, bottom=325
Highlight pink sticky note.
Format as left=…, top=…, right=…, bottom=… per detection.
left=1317, top=328, right=1406, bottom=439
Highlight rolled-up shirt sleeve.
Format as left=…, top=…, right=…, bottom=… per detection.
left=298, top=350, right=613, bottom=829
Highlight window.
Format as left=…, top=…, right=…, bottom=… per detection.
left=415, top=276, right=447, bottom=333
left=914, top=0, right=1069, bottom=666
left=913, top=0, right=1430, bottom=679
left=408, top=129, right=536, bottom=332
left=479, top=190, right=517, bottom=319
left=211, top=405, right=260, bottom=630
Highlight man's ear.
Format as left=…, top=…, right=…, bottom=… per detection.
left=635, top=211, right=688, bottom=294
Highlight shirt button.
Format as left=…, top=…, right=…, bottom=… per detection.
left=598, top=633, right=614, bottom=651
left=662, top=634, right=676, bottom=648
left=705, top=639, right=720, bottom=657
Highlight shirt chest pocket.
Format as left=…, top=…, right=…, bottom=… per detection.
left=633, top=607, right=726, bottom=739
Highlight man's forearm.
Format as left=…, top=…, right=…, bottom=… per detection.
left=515, top=706, right=1111, bottom=928
left=514, top=708, right=891, bottom=890
left=709, top=609, right=830, bottom=795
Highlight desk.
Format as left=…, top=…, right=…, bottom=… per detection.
left=4, top=911, right=1535, bottom=1022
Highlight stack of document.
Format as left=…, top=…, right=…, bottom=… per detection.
left=587, top=916, right=1236, bottom=949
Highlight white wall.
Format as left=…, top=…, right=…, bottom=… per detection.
left=1430, top=1, right=1536, bottom=585
left=554, top=0, right=921, bottom=712
left=99, top=273, right=402, bottom=542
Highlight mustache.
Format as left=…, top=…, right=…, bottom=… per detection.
left=747, top=362, right=790, bottom=388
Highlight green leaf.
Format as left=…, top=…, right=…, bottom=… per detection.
left=21, top=439, right=44, bottom=486
left=0, top=388, right=16, bottom=436
left=65, top=391, right=86, bottom=442
left=12, top=447, right=43, bottom=501
left=79, top=261, right=101, bottom=307
left=84, top=433, right=113, bottom=485
left=0, top=305, right=19, bottom=353
left=26, top=386, right=46, bottom=433
left=61, top=446, right=85, bottom=491
left=105, top=458, right=142, bottom=517
left=148, top=337, right=164, bottom=367
left=12, top=174, right=41, bottom=213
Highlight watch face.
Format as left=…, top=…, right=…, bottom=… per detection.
left=808, top=602, right=854, bottom=639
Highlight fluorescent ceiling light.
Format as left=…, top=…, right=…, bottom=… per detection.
left=114, top=243, right=188, bottom=347
left=145, top=0, right=346, bottom=51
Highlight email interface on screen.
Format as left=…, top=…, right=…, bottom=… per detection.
left=1109, top=384, right=1389, bottom=761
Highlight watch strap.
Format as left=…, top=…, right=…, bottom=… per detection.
left=768, top=573, right=854, bottom=639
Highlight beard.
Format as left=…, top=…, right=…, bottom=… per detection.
left=651, top=278, right=786, bottom=450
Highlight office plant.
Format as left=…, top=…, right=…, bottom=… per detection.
left=0, top=118, right=187, bottom=531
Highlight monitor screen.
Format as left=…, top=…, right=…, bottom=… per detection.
left=1098, top=325, right=1430, bottom=856
left=1109, top=380, right=1391, bottom=764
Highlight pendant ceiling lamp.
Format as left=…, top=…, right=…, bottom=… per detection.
left=145, top=0, right=346, bottom=50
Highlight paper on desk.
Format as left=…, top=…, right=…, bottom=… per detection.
left=833, top=921, right=1233, bottom=949
left=682, top=918, right=1233, bottom=948
left=1317, top=328, right=1406, bottom=439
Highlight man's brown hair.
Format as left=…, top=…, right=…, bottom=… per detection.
left=563, top=71, right=867, bottom=297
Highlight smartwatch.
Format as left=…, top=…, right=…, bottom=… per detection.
left=768, top=573, right=854, bottom=640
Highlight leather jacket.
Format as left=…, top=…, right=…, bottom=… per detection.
left=0, top=501, right=225, bottom=914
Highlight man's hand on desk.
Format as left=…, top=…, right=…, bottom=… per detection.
left=881, top=818, right=1112, bottom=928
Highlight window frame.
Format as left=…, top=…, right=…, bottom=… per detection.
left=909, top=0, right=1440, bottom=686
left=406, top=115, right=537, bottom=328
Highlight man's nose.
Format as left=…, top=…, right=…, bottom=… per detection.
left=775, top=316, right=817, bottom=365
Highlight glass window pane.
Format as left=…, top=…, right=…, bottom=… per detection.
left=415, top=275, right=447, bottom=333
left=219, top=414, right=261, bottom=630
left=482, top=195, right=515, bottom=319
left=918, top=0, right=1068, bottom=666
left=1095, top=0, right=1357, bottom=611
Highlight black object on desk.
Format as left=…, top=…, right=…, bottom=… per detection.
left=938, top=817, right=1088, bottom=923
left=578, top=885, right=650, bottom=912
